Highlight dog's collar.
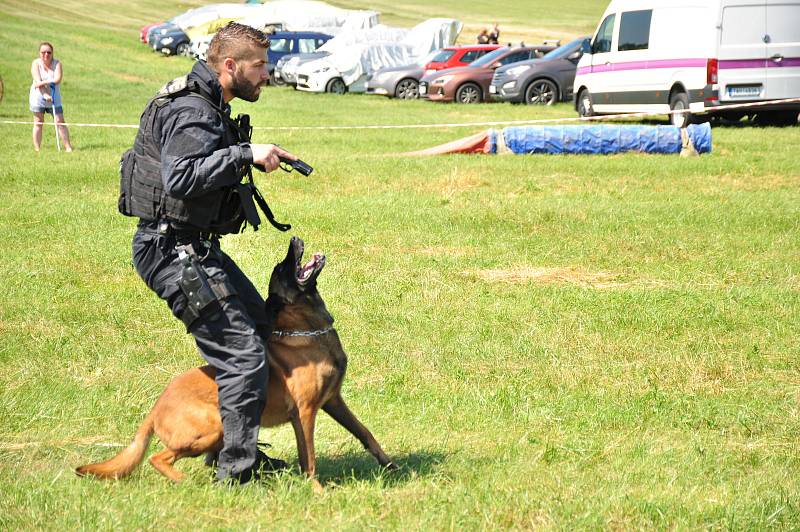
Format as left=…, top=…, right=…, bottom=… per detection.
left=271, top=326, right=334, bottom=338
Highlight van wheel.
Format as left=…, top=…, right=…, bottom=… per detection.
left=395, top=78, right=419, bottom=99
left=525, top=79, right=558, bottom=105
left=669, top=91, right=692, bottom=127
left=455, top=83, right=482, bottom=104
left=577, top=89, right=594, bottom=117
left=326, top=78, right=347, bottom=94
left=176, top=42, right=190, bottom=56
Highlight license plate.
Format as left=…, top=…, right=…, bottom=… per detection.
left=419, top=83, right=427, bottom=95
left=727, top=85, right=761, bottom=98
left=489, top=85, right=497, bottom=94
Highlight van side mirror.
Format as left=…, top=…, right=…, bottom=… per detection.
left=581, top=39, right=591, bottom=54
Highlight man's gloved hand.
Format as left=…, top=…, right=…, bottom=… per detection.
left=251, top=144, right=297, bottom=173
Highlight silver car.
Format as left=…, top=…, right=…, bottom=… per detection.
left=274, top=52, right=329, bottom=87
left=365, top=51, right=439, bottom=99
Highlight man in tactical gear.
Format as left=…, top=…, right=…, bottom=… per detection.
left=121, top=22, right=297, bottom=484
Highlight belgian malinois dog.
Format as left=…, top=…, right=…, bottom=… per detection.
left=76, top=237, right=394, bottom=488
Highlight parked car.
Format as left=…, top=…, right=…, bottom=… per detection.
left=150, top=25, right=192, bottom=56
left=296, top=18, right=462, bottom=94
left=419, top=44, right=555, bottom=103
left=266, top=31, right=332, bottom=79
left=140, top=22, right=163, bottom=44
left=423, top=44, right=502, bottom=73
left=365, top=50, right=439, bottom=99
left=489, top=37, right=589, bottom=105
left=274, top=52, right=330, bottom=87
left=149, top=4, right=262, bottom=56
left=573, top=0, right=800, bottom=126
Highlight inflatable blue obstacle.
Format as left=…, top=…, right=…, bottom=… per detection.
left=405, top=122, right=712, bottom=156
left=488, top=123, right=712, bottom=155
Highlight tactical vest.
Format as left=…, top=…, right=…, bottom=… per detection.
left=118, top=76, right=255, bottom=235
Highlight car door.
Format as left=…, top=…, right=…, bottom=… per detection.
left=764, top=0, right=800, bottom=99
left=718, top=0, right=767, bottom=101
left=586, top=13, right=617, bottom=109
left=558, top=47, right=584, bottom=100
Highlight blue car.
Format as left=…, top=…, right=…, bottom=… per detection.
left=266, top=31, right=331, bottom=83
left=149, top=23, right=190, bottom=56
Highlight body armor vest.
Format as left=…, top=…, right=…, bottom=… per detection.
left=118, top=75, right=249, bottom=235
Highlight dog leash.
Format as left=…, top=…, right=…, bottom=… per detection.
left=271, top=326, right=335, bottom=338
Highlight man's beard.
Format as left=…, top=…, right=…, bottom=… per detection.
left=231, top=70, right=262, bottom=102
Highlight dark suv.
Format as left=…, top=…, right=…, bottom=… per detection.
left=266, top=31, right=332, bottom=80
left=489, top=37, right=588, bottom=105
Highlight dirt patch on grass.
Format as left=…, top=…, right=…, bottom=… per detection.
left=466, top=266, right=626, bottom=288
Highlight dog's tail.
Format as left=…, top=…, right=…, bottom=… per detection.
left=75, top=411, right=155, bottom=480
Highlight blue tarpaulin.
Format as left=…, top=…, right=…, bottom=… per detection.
left=486, top=123, right=711, bottom=155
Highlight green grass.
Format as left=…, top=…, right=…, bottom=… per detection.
left=2, top=0, right=800, bottom=529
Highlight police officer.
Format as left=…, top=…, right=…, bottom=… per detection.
left=120, top=22, right=297, bottom=484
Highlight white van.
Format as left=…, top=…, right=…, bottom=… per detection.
left=573, top=0, right=800, bottom=126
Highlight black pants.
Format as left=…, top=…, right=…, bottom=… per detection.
left=132, top=224, right=270, bottom=481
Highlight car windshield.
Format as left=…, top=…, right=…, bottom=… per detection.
left=430, top=49, right=455, bottom=63
left=417, top=50, right=441, bottom=66
left=468, top=47, right=510, bottom=67
left=542, top=38, right=585, bottom=59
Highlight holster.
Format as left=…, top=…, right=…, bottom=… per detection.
left=177, top=244, right=234, bottom=329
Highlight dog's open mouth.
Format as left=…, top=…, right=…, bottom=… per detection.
left=292, top=238, right=325, bottom=286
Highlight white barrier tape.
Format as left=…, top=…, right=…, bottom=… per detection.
left=1, top=97, right=798, bottom=131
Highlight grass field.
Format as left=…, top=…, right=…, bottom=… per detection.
left=1, top=0, right=800, bottom=529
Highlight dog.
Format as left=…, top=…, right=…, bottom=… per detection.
left=76, top=237, right=394, bottom=488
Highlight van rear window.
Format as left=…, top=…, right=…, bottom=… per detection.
left=618, top=10, right=652, bottom=51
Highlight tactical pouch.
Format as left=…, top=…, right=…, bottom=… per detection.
left=178, top=245, right=235, bottom=330
left=118, top=149, right=136, bottom=216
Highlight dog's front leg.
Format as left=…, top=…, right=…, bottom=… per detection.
left=323, top=395, right=395, bottom=470
left=288, top=404, right=323, bottom=492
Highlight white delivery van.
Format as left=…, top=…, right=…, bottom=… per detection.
left=573, top=0, right=800, bottom=126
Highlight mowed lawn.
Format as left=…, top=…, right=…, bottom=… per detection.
left=1, top=0, right=799, bottom=529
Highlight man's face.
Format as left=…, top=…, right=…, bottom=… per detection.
left=231, top=46, right=269, bottom=102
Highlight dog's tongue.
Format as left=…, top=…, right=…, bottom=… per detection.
left=297, top=253, right=322, bottom=283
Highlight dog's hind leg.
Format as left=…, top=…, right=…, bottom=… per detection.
left=149, top=449, right=186, bottom=482
left=322, top=395, right=395, bottom=469
left=149, top=431, right=222, bottom=482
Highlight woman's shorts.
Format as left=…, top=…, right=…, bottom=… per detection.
left=31, top=105, right=64, bottom=114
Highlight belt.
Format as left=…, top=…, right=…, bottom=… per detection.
left=137, top=220, right=219, bottom=242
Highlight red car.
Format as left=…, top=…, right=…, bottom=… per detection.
left=420, top=45, right=555, bottom=103
left=423, top=44, right=502, bottom=73
left=140, top=22, right=163, bottom=44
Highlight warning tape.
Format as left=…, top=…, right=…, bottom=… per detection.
left=1, top=97, right=798, bottom=131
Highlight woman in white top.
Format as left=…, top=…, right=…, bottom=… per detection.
left=30, top=42, right=73, bottom=152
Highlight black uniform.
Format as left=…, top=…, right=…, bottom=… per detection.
left=125, top=61, right=271, bottom=482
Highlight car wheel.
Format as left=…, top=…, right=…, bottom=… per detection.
left=395, top=78, right=419, bottom=99
left=271, top=72, right=287, bottom=87
left=577, top=88, right=594, bottom=118
left=176, top=42, right=189, bottom=56
left=326, top=77, right=347, bottom=94
left=525, top=79, right=558, bottom=105
left=669, top=91, right=692, bottom=128
left=455, top=82, right=482, bottom=104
